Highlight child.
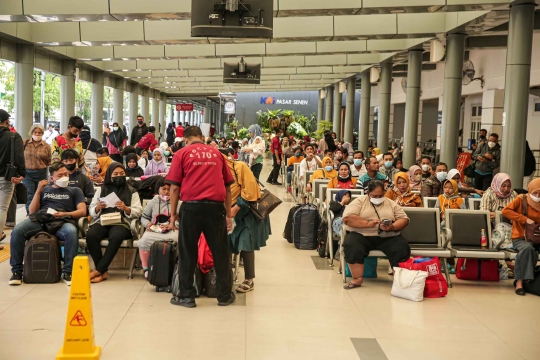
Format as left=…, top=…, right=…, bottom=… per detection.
left=329, top=190, right=351, bottom=235
left=144, top=148, right=169, bottom=176
left=125, top=153, right=144, bottom=177
left=138, top=179, right=180, bottom=278
left=434, top=179, right=466, bottom=226
left=140, top=150, right=149, bottom=169
left=248, top=136, right=265, bottom=167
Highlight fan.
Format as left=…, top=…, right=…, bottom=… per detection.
left=462, top=60, right=485, bottom=88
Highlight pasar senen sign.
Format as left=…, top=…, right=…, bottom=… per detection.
left=260, top=97, right=309, bottom=105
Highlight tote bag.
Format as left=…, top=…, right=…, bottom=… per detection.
left=391, top=267, right=428, bottom=302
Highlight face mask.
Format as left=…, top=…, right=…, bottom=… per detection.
left=164, top=151, right=171, bottom=156
left=137, top=120, right=143, bottom=125
left=384, top=161, right=393, bottom=168
left=530, top=194, right=540, bottom=203
left=479, top=135, right=486, bottom=140
left=69, top=132, right=78, bottom=139
left=353, top=159, right=362, bottom=167
left=111, top=176, right=126, bottom=186
left=370, top=197, right=384, bottom=206
left=421, top=164, right=430, bottom=172
left=113, top=127, right=119, bottom=131
left=436, top=172, right=448, bottom=182
left=295, top=153, right=301, bottom=158
left=64, top=163, right=76, bottom=171
left=55, top=177, right=69, bottom=188
left=324, top=166, right=333, bottom=172
left=413, top=174, right=422, bottom=181
left=488, top=141, right=496, bottom=148
left=160, top=195, right=170, bottom=202
left=32, top=135, right=42, bottom=141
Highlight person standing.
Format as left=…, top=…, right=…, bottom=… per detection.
left=0, top=110, right=25, bottom=245
left=51, top=115, right=85, bottom=169
left=130, top=115, right=148, bottom=147
left=22, top=124, right=51, bottom=214
left=167, top=126, right=236, bottom=308
left=79, top=125, right=102, bottom=172
left=166, top=123, right=176, bottom=146
left=472, top=133, right=501, bottom=191
left=175, top=122, right=185, bottom=139
left=241, top=124, right=265, bottom=180
left=105, top=122, right=127, bottom=163
left=209, top=122, right=217, bottom=138
left=266, top=129, right=283, bottom=185
left=43, top=124, right=59, bottom=145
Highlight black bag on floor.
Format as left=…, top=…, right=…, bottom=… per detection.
left=171, top=265, right=204, bottom=298
left=23, top=232, right=61, bottom=284
left=523, top=267, right=540, bottom=296
left=283, top=204, right=303, bottom=243
left=148, top=241, right=177, bottom=290
left=317, top=218, right=329, bottom=258
left=292, top=204, right=321, bottom=250
left=203, top=267, right=234, bottom=298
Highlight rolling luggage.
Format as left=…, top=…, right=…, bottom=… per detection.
left=292, top=204, right=320, bottom=250
left=148, top=240, right=177, bottom=290
left=283, top=204, right=303, bottom=243
left=23, top=232, right=61, bottom=284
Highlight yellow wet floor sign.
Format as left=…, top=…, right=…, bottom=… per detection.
left=57, top=256, right=102, bottom=360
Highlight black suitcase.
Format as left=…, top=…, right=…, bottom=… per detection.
left=148, top=241, right=176, bottom=290
left=283, top=204, right=303, bottom=243
left=292, top=204, right=321, bottom=250
left=23, top=232, right=61, bottom=283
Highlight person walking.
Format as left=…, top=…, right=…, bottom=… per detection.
left=79, top=125, right=102, bottom=172
left=166, top=123, right=176, bottom=146
left=51, top=115, right=85, bottom=169
left=167, top=126, right=236, bottom=308
left=266, top=128, right=283, bottom=185
left=22, top=124, right=51, bottom=214
left=0, top=109, right=25, bottom=244
left=105, top=122, right=127, bottom=163
left=130, top=115, right=148, bottom=148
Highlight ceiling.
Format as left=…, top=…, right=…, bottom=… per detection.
left=0, top=0, right=532, bottom=99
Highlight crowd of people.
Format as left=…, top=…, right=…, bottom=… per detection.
left=0, top=108, right=539, bottom=300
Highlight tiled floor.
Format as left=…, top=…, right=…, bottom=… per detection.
left=0, top=164, right=538, bottom=359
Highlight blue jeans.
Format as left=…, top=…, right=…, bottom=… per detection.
left=287, top=171, right=292, bottom=185
left=22, top=168, right=48, bottom=214
left=0, top=179, right=14, bottom=235
left=10, top=218, right=79, bottom=274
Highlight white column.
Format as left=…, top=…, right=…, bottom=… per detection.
left=60, top=60, right=76, bottom=132
left=159, top=94, right=166, bottom=142
left=151, top=97, right=159, bottom=129
left=129, top=83, right=139, bottom=145
left=113, top=84, right=123, bottom=126
left=14, top=44, right=35, bottom=137
left=91, top=72, right=104, bottom=143
left=180, top=111, right=185, bottom=124
left=140, top=88, right=149, bottom=123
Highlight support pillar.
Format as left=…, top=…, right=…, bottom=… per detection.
left=14, top=44, right=34, bottom=136
left=402, top=50, right=423, bottom=168
left=174, top=108, right=180, bottom=125
left=325, top=86, right=333, bottom=123
left=358, top=71, right=371, bottom=153
left=113, top=82, right=123, bottom=126
left=204, top=105, right=210, bottom=123
left=440, top=33, right=466, bottom=168
left=344, top=77, right=355, bottom=143
left=501, top=1, right=535, bottom=188
left=333, top=84, right=342, bottom=138
left=151, top=96, right=159, bottom=138
left=60, top=60, right=75, bottom=132
left=129, top=83, right=138, bottom=142
left=91, top=72, right=104, bottom=143
left=378, top=62, right=393, bottom=152
left=141, top=90, right=149, bottom=123
left=317, top=90, right=324, bottom=125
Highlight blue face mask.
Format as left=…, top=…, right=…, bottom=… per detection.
left=324, top=166, right=333, bottom=172
left=436, top=172, right=448, bottom=182
left=295, top=153, right=301, bottom=158
left=384, top=161, right=393, bottom=168
left=164, top=151, right=171, bottom=156
left=353, top=159, right=362, bottom=167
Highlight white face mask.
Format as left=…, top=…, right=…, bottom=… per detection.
left=32, top=135, right=43, bottom=141
left=530, top=194, right=540, bottom=203
left=55, top=176, right=69, bottom=188
left=488, top=141, right=496, bottom=148
left=421, top=164, right=430, bottom=172
left=370, top=197, right=385, bottom=206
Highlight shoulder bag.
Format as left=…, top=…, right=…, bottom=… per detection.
left=6, top=133, right=27, bottom=204
left=391, top=267, right=428, bottom=302
left=371, top=201, right=401, bottom=238
left=522, top=194, right=540, bottom=244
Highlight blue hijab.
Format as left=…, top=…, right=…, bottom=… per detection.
left=248, top=124, right=263, bottom=144
left=335, top=190, right=351, bottom=203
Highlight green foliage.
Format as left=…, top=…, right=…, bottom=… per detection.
left=287, top=122, right=307, bottom=138
left=237, top=127, right=250, bottom=140
left=75, top=81, right=92, bottom=122
left=314, top=120, right=333, bottom=140
left=282, top=109, right=294, bottom=117
left=295, top=112, right=316, bottom=134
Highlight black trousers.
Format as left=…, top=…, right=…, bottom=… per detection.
left=474, top=172, right=493, bottom=191
left=267, top=154, right=280, bottom=183
left=240, top=251, right=255, bottom=279
left=343, top=232, right=411, bottom=268
left=178, top=202, right=232, bottom=302
left=86, top=223, right=133, bottom=274
left=250, top=163, right=262, bottom=181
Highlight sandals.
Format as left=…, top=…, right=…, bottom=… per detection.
left=236, top=280, right=254, bottom=293
left=0, top=232, right=6, bottom=243
left=343, top=278, right=363, bottom=290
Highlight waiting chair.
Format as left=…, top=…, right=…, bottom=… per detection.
left=423, top=196, right=438, bottom=208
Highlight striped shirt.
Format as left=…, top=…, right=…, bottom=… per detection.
left=480, top=188, right=518, bottom=213
left=24, top=140, right=51, bottom=170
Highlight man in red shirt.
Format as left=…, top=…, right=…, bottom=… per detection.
left=166, top=126, right=235, bottom=308
left=266, top=128, right=283, bottom=185
left=175, top=123, right=184, bottom=138
left=209, top=122, right=216, bottom=138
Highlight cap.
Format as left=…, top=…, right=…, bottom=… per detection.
left=174, top=137, right=182, bottom=143
left=0, top=109, right=10, bottom=122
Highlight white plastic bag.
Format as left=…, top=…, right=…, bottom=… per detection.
left=391, top=267, right=428, bottom=302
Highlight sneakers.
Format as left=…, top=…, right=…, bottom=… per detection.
left=218, top=292, right=236, bottom=306
left=61, top=273, right=72, bottom=286
left=170, top=296, right=196, bottom=308
left=5, top=222, right=15, bottom=228
left=9, top=273, right=22, bottom=286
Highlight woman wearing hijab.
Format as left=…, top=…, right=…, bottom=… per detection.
left=241, top=124, right=265, bottom=180
left=92, top=152, right=113, bottom=183
left=328, top=162, right=362, bottom=189
left=87, top=162, right=143, bottom=283
left=105, top=122, right=127, bottom=163
left=306, top=156, right=338, bottom=193
left=125, top=153, right=144, bottom=178
left=481, top=173, right=518, bottom=219
left=144, top=147, right=170, bottom=176
left=447, top=168, right=483, bottom=196
left=385, top=172, right=422, bottom=207
left=341, top=142, right=354, bottom=163
left=434, top=179, right=466, bottom=223
left=502, top=178, right=540, bottom=295
left=238, top=138, right=249, bottom=162
left=371, top=147, right=383, bottom=161
left=166, top=123, right=175, bottom=146
left=79, top=125, right=102, bottom=172
left=408, top=165, right=423, bottom=191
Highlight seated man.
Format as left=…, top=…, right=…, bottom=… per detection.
left=62, top=149, right=95, bottom=205
left=359, top=156, right=390, bottom=190
left=9, top=162, right=87, bottom=286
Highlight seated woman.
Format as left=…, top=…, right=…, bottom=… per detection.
left=305, top=156, right=337, bottom=193
left=329, top=190, right=352, bottom=235
left=144, top=147, right=169, bottom=177
left=327, top=162, right=362, bottom=189
left=138, top=178, right=180, bottom=279
left=342, top=180, right=411, bottom=289
left=90, top=148, right=113, bottom=183
left=407, top=165, right=423, bottom=192
left=447, top=168, right=483, bottom=197
left=87, top=162, right=143, bottom=283
left=434, top=179, right=466, bottom=225
left=502, top=178, right=540, bottom=295
left=385, top=172, right=423, bottom=207
left=393, top=157, right=407, bottom=173
left=481, top=172, right=518, bottom=220
left=125, top=153, right=144, bottom=178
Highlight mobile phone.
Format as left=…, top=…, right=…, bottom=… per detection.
left=382, top=219, right=392, bottom=226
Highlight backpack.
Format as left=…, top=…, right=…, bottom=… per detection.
left=317, top=218, right=329, bottom=258
left=23, top=232, right=61, bottom=283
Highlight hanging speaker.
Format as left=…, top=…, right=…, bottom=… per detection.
left=338, top=81, right=346, bottom=93
left=429, top=39, right=445, bottom=63
left=370, top=67, right=380, bottom=83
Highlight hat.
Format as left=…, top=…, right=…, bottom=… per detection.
left=174, top=137, right=182, bottom=143
left=0, top=109, right=10, bottom=122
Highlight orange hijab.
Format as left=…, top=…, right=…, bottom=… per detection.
left=438, top=179, right=462, bottom=218
left=97, top=156, right=113, bottom=178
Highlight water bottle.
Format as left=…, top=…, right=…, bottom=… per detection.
left=480, top=228, right=487, bottom=248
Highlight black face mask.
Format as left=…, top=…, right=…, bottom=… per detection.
left=69, top=131, right=78, bottom=139
left=65, top=163, right=76, bottom=171
left=479, top=135, right=486, bottom=140
left=111, top=176, right=126, bottom=186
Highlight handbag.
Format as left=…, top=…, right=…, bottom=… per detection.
left=4, top=133, right=18, bottom=180
left=371, top=202, right=401, bottom=238
left=100, top=212, right=122, bottom=226
left=391, top=267, right=428, bottom=302
left=522, top=195, right=540, bottom=244
left=399, top=257, right=448, bottom=298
